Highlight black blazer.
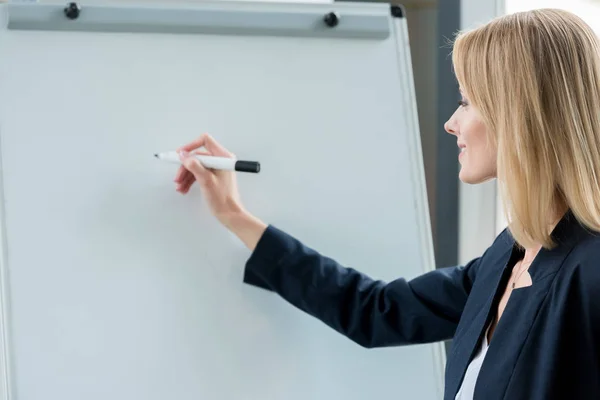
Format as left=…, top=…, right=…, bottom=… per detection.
left=242, top=210, right=600, bottom=400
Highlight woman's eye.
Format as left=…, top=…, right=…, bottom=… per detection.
left=458, top=100, right=469, bottom=107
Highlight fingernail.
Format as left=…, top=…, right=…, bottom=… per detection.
left=179, top=150, right=189, bottom=159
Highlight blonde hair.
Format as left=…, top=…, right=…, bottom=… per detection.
left=452, top=8, right=600, bottom=249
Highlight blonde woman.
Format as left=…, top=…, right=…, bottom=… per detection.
left=173, top=8, right=600, bottom=400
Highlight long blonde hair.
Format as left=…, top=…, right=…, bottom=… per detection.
left=452, top=8, right=600, bottom=249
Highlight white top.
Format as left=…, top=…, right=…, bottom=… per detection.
left=454, top=324, right=491, bottom=400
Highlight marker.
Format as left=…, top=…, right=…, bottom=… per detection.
left=154, top=151, right=260, bottom=173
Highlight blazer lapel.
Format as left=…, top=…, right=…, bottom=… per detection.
left=472, top=210, right=587, bottom=397
left=445, top=210, right=587, bottom=399
left=444, top=243, right=515, bottom=399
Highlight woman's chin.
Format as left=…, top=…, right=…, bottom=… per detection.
left=458, top=170, right=477, bottom=184
left=459, top=167, right=497, bottom=184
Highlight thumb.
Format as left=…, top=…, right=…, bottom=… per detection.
left=179, top=151, right=211, bottom=185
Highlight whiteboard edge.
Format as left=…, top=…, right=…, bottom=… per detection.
left=0, top=123, right=13, bottom=400
left=391, top=15, right=446, bottom=399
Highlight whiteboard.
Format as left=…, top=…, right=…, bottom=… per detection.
left=0, top=1, right=444, bottom=399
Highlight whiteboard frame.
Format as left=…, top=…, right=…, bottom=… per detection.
left=391, top=15, right=446, bottom=399
left=0, top=126, right=12, bottom=400
left=0, top=2, right=445, bottom=399
left=6, top=1, right=390, bottom=39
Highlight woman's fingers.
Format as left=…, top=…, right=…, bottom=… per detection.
left=178, top=134, right=208, bottom=153
left=173, top=137, right=232, bottom=195
left=203, top=134, right=234, bottom=157
left=192, top=150, right=213, bottom=157
left=179, top=150, right=215, bottom=189
left=177, top=133, right=234, bottom=158
left=174, top=166, right=188, bottom=183
left=174, top=150, right=211, bottom=184
left=177, top=173, right=196, bottom=194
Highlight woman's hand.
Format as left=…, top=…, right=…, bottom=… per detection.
left=174, top=133, right=267, bottom=250
left=174, top=133, right=243, bottom=223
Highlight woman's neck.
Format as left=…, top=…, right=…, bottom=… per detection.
left=524, top=206, right=566, bottom=256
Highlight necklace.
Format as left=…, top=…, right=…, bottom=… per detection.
left=511, top=255, right=535, bottom=289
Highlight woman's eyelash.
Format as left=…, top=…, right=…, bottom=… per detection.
left=458, top=100, right=469, bottom=107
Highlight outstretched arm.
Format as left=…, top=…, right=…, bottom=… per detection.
left=173, top=134, right=481, bottom=348
left=243, top=224, right=481, bottom=348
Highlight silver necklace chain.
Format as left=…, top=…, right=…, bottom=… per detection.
left=511, top=254, right=536, bottom=289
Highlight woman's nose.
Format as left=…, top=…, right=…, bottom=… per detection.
left=444, top=116, right=457, bottom=136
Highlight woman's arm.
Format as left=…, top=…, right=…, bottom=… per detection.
left=173, top=134, right=481, bottom=348
left=240, top=219, right=481, bottom=348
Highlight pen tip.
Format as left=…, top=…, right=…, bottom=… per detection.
left=154, top=153, right=158, bottom=158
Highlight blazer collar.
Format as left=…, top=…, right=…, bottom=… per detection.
left=446, top=209, right=591, bottom=399
left=515, top=209, right=589, bottom=282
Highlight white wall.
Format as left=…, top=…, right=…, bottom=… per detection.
left=506, top=0, right=600, bottom=29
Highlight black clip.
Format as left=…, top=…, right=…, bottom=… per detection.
left=64, top=2, right=81, bottom=20
left=323, top=12, right=339, bottom=28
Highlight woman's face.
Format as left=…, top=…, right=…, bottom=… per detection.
left=444, top=90, right=497, bottom=184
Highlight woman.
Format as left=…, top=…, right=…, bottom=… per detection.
left=173, top=8, right=600, bottom=400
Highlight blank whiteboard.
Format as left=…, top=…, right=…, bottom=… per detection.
left=0, top=1, right=444, bottom=399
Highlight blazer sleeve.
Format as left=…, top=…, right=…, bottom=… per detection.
left=242, top=225, right=482, bottom=348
